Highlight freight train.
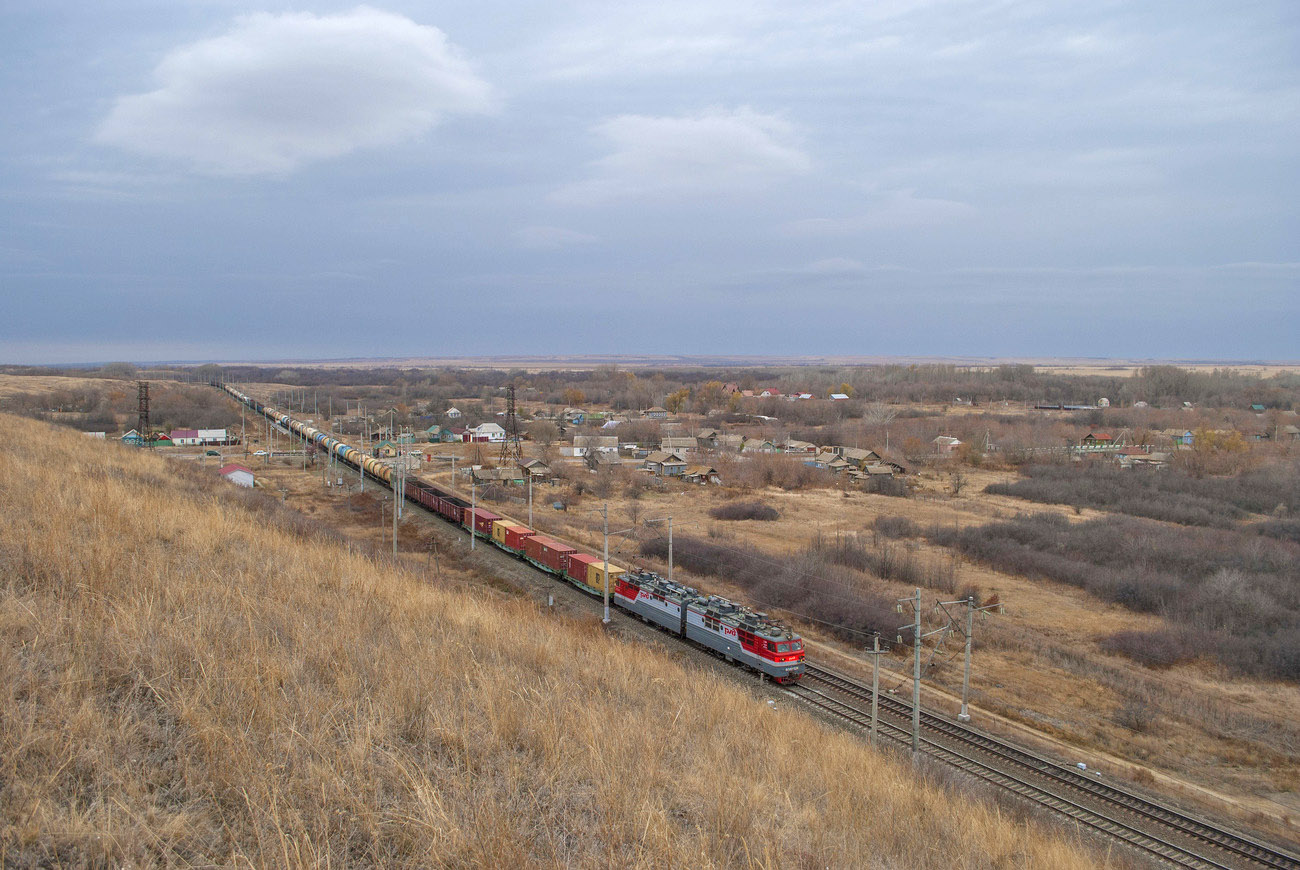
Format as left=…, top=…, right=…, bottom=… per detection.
left=221, top=385, right=805, bottom=682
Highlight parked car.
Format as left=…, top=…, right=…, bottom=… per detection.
left=205, top=450, right=221, bottom=456
left=253, top=450, right=268, bottom=456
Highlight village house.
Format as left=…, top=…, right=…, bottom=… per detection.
left=218, top=463, right=255, bottom=488
left=783, top=439, right=818, bottom=455
left=660, top=436, right=696, bottom=454
left=472, top=466, right=525, bottom=485
left=445, top=407, right=462, bottom=420
left=1283, top=424, right=1300, bottom=441
left=1080, top=432, right=1114, bottom=446
left=681, top=464, right=722, bottom=485
left=374, top=440, right=398, bottom=458
left=643, top=451, right=687, bottom=476
left=468, top=422, right=506, bottom=443
left=933, top=435, right=962, bottom=457
left=170, top=428, right=201, bottom=446
left=644, top=406, right=669, bottom=420
left=566, top=435, right=618, bottom=457
left=519, top=458, right=552, bottom=479
left=588, top=451, right=624, bottom=468
left=716, top=434, right=745, bottom=452
left=840, top=447, right=882, bottom=468
left=423, top=424, right=460, bottom=443
left=694, top=428, right=720, bottom=449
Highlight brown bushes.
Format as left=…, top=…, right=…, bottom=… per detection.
left=928, top=513, right=1300, bottom=682
left=1100, top=630, right=1198, bottom=669
left=986, top=463, right=1300, bottom=527
left=708, top=501, right=779, bottom=521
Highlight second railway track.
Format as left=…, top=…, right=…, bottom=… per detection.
left=791, top=664, right=1300, bottom=870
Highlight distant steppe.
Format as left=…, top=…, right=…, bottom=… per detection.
left=209, top=355, right=1300, bottom=375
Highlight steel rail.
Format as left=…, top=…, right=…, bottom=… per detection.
left=801, top=664, right=1299, bottom=870
left=788, top=684, right=1236, bottom=870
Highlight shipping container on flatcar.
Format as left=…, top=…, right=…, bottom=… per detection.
left=492, top=520, right=535, bottom=555
left=463, top=507, right=501, bottom=538
left=586, top=560, right=626, bottom=596
left=566, top=553, right=600, bottom=587
left=523, top=534, right=575, bottom=575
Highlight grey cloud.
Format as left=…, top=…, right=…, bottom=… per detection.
left=94, top=8, right=494, bottom=175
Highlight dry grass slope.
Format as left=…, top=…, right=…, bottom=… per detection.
left=0, top=413, right=1107, bottom=868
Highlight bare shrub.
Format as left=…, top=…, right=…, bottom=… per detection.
left=1114, top=698, right=1155, bottom=734
left=1100, top=630, right=1197, bottom=669
left=708, top=501, right=780, bottom=521
left=874, top=515, right=919, bottom=539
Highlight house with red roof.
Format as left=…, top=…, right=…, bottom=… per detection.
left=218, top=463, right=255, bottom=488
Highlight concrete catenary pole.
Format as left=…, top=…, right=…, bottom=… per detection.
left=871, top=632, right=881, bottom=745
left=912, top=587, right=922, bottom=758
left=667, top=516, right=673, bottom=586
left=602, top=503, right=610, bottom=625
left=959, top=596, right=975, bottom=722
left=471, top=482, right=476, bottom=551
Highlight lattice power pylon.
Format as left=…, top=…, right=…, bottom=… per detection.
left=498, top=384, right=523, bottom=466
left=137, top=381, right=151, bottom=448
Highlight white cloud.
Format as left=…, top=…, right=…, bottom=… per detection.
left=553, top=108, right=810, bottom=204
left=515, top=225, right=598, bottom=250
left=95, top=8, right=493, bottom=175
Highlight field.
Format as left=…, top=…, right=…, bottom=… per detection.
left=0, top=412, right=1116, bottom=868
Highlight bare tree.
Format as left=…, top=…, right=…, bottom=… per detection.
left=863, top=402, right=898, bottom=427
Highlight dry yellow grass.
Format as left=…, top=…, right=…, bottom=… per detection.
left=0, top=412, right=1112, bottom=868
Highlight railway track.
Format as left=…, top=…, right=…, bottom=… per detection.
left=790, top=664, right=1300, bottom=870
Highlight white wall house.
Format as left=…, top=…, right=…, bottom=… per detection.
left=218, top=463, right=255, bottom=488
left=445, top=407, right=462, bottom=419
left=471, top=422, right=506, bottom=442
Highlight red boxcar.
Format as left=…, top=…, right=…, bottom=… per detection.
left=523, top=534, right=575, bottom=575
left=464, top=508, right=501, bottom=536
left=566, top=552, right=600, bottom=584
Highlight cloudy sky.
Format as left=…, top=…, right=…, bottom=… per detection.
left=2, top=1, right=1297, bottom=363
